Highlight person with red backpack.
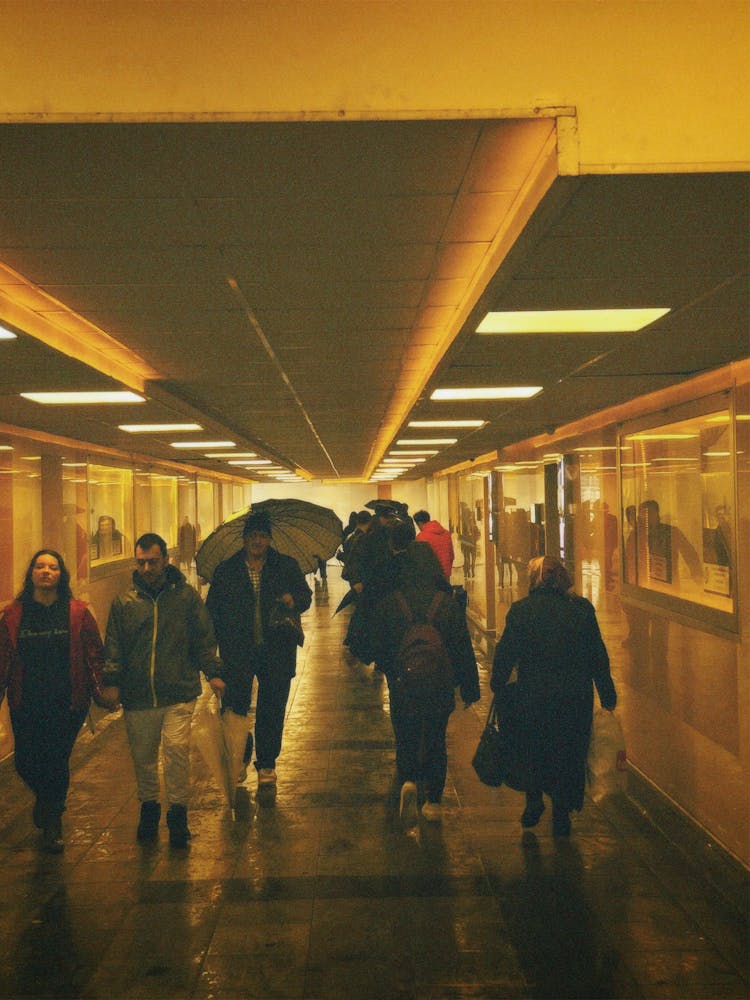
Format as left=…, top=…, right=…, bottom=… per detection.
left=373, top=529, right=480, bottom=827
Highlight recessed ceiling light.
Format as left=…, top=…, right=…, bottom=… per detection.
left=1, top=325, right=18, bottom=339
left=431, top=387, right=542, bottom=401
left=396, top=438, right=457, bottom=446
left=119, top=423, right=203, bottom=433
left=408, top=420, right=485, bottom=428
left=476, top=308, right=670, bottom=334
left=170, top=440, right=236, bottom=449
left=228, top=459, right=272, bottom=466
left=205, top=452, right=257, bottom=459
left=22, top=391, right=145, bottom=404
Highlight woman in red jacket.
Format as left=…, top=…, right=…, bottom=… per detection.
left=0, top=549, right=116, bottom=852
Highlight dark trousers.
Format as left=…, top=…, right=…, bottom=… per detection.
left=11, top=706, right=87, bottom=821
left=223, top=648, right=292, bottom=771
left=389, top=689, right=451, bottom=803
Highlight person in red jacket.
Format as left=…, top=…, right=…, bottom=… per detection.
left=0, top=549, right=117, bottom=852
left=414, top=510, right=455, bottom=580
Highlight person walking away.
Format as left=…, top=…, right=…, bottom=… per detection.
left=373, top=540, right=480, bottom=826
left=491, top=554, right=617, bottom=837
left=205, top=512, right=312, bottom=798
left=0, top=549, right=118, bottom=853
left=413, top=509, right=455, bottom=580
left=102, top=533, right=220, bottom=847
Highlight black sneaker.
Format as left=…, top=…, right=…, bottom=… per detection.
left=136, top=800, right=161, bottom=841
left=166, top=804, right=192, bottom=848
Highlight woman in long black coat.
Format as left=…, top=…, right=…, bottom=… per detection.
left=491, top=554, right=617, bottom=837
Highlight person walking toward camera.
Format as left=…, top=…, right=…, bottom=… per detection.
left=491, top=554, right=616, bottom=837
left=205, top=512, right=312, bottom=796
left=102, top=533, right=220, bottom=847
left=0, top=549, right=118, bottom=853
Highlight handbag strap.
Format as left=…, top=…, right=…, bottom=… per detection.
left=484, top=697, right=499, bottom=727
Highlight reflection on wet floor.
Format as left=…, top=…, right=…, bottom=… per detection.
left=0, top=572, right=747, bottom=998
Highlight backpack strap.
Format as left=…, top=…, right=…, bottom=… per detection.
left=426, top=590, right=447, bottom=624
left=394, top=591, right=413, bottom=624
left=395, top=590, right=446, bottom=625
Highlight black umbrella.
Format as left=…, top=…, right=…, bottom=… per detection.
left=334, top=588, right=358, bottom=616
left=365, top=498, right=410, bottom=518
left=195, top=499, right=343, bottom=583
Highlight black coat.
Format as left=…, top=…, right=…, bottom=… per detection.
left=206, top=547, right=312, bottom=684
left=491, top=585, right=617, bottom=811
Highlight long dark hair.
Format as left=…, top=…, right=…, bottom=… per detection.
left=17, top=549, right=73, bottom=603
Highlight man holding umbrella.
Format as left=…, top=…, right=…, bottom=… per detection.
left=205, top=511, right=312, bottom=795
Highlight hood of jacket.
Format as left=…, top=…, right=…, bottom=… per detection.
left=419, top=520, right=450, bottom=539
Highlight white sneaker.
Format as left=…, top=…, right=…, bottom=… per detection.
left=399, top=781, right=418, bottom=828
left=258, top=768, right=277, bottom=787
left=421, top=801, right=443, bottom=823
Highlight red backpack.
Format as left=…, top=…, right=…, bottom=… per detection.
left=393, top=591, right=455, bottom=708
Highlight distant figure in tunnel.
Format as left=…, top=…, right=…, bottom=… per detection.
left=0, top=549, right=117, bottom=853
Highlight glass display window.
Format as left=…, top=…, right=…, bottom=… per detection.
left=89, top=464, right=133, bottom=568
left=619, top=392, right=737, bottom=628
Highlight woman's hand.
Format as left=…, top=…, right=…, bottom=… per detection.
left=209, top=676, right=226, bottom=698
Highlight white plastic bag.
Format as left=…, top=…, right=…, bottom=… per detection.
left=587, top=707, right=627, bottom=802
left=192, top=686, right=249, bottom=810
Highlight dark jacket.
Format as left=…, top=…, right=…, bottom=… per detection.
left=0, top=599, right=106, bottom=713
left=104, top=564, right=218, bottom=710
left=491, top=585, right=617, bottom=811
left=373, top=587, right=480, bottom=708
left=206, top=547, right=312, bottom=682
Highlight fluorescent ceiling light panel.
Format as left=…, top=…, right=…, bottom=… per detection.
left=205, top=451, right=257, bottom=458
left=1, top=325, right=18, bottom=339
left=408, top=420, right=485, bottom=428
left=476, top=308, right=670, bottom=334
left=396, top=438, right=457, bottom=446
left=431, top=387, right=542, bottom=401
left=119, top=423, right=203, bottom=433
left=229, top=459, right=272, bottom=466
left=626, top=433, right=698, bottom=441
left=389, top=450, right=439, bottom=456
left=22, top=391, right=145, bottom=404
left=171, top=440, right=236, bottom=449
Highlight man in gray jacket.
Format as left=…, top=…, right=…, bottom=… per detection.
left=102, top=532, right=221, bottom=847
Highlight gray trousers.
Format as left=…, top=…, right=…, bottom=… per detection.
left=123, top=700, right=196, bottom=805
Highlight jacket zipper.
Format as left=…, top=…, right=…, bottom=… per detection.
left=149, top=595, right=159, bottom=707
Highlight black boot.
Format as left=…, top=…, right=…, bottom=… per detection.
left=166, top=804, right=191, bottom=848
left=136, top=800, right=161, bottom=842
left=521, top=792, right=545, bottom=828
left=41, top=815, right=64, bottom=854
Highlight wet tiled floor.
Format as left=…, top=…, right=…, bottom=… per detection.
left=0, top=573, right=747, bottom=998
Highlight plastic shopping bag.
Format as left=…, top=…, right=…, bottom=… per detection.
left=192, top=685, right=249, bottom=811
left=587, top=707, right=627, bottom=802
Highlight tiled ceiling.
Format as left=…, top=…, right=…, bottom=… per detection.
left=0, top=122, right=747, bottom=482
